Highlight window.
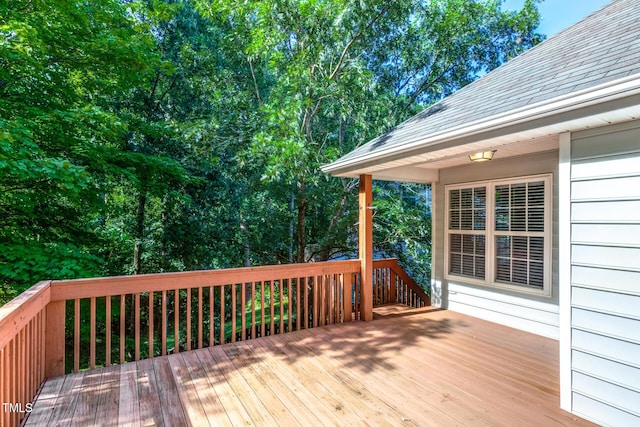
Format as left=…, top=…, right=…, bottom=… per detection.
left=445, top=175, right=552, bottom=296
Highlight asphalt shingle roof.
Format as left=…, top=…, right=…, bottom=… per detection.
left=334, top=0, right=640, bottom=165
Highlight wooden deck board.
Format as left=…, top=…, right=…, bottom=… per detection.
left=118, top=363, right=140, bottom=427
left=25, top=308, right=596, bottom=427
left=92, top=365, right=120, bottom=427
left=24, top=374, right=65, bottom=426
left=152, top=357, right=188, bottom=426
left=135, top=358, right=163, bottom=426
left=207, top=344, right=279, bottom=426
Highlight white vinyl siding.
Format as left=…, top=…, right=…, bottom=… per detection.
left=445, top=175, right=552, bottom=296
left=570, top=123, right=640, bottom=426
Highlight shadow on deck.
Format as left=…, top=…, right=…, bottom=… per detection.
left=24, top=308, right=595, bottom=426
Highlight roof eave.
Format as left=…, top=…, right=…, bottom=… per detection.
left=322, top=74, right=640, bottom=177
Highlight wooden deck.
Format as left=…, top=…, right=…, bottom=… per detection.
left=24, top=308, right=594, bottom=426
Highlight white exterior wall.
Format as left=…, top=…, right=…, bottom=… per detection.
left=432, top=150, right=560, bottom=339
left=569, top=122, right=640, bottom=426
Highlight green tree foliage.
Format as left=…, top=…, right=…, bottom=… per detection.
left=0, top=0, right=542, bottom=303
left=197, top=0, right=542, bottom=283
left=0, top=0, right=155, bottom=300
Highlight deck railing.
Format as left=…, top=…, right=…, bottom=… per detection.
left=373, top=258, right=431, bottom=308
left=0, top=258, right=427, bottom=427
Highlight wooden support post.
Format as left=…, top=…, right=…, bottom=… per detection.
left=44, top=301, right=65, bottom=377
left=359, top=174, right=373, bottom=321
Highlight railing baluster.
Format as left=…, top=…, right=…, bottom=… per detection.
left=90, top=297, right=96, bottom=369
left=335, top=274, right=340, bottom=323
left=26, top=321, right=31, bottom=400
left=287, top=278, right=292, bottom=333
left=41, top=310, right=45, bottom=377
left=260, top=282, right=265, bottom=337
left=390, top=270, right=397, bottom=303
left=328, top=275, right=334, bottom=325
left=231, top=284, right=237, bottom=343
left=303, top=277, right=308, bottom=329
left=148, top=291, right=154, bottom=359
left=186, top=288, right=191, bottom=351
left=321, top=275, right=327, bottom=326
left=198, top=287, right=203, bottom=349
left=74, top=298, right=80, bottom=373
left=241, top=282, right=246, bottom=342
left=33, top=315, right=38, bottom=393
left=296, top=278, right=301, bottom=331
left=135, top=293, right=140, bottom=361
left=251, top=282, right=256, bottom=340
left=327, top=275, right=333, bottom=325
left=311, top=276, right=318, bottom=328
left=106, top=295, right=111, bottom=366
left=269, top=280, right=275, bottom=335
left=19, top=328, right=25, bottom=410
left=174, top=290, right=180, bottom=354
left=161, top=290, right=167, bottom=356
left=279, top=278, right=284, bottom=334
left=219, top=285, right=225, bottom=345
left=8, top=340, right=14, bottom=426
left=120, top=294, right=126, bottom=364
left=209, top=286, right=214, bottom=347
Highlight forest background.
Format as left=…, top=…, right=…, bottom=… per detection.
left=0, top=0, right=543, bottom=305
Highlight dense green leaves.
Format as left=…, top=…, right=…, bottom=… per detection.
left=0, top=0, right=542, bottom=303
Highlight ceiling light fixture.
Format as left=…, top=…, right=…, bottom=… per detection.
left=469, top=150, right=497, bottom=162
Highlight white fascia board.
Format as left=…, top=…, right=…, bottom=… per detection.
left=329, top=166, right=439, bottom=184
left=322, top=74, right=640, bottom=175
left=373, top=166, right=439, bottom=184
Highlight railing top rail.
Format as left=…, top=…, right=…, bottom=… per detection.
left=49, top=260, right=361, bottom=301
left=0, top=280, right=51, bottom=350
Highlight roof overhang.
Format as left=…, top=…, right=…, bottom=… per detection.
left=322, top=75, right=640, bottom=183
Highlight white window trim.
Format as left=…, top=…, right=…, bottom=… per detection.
left=444, top=174, right=553, bottom=297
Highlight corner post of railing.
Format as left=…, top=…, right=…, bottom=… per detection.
left=45, top=284, right=66, bottom=377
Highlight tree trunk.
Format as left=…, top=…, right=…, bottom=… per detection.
left=132, top=190, right=147, bottom=275
left=289, top=193, right=295, bottom=263
left=240, top=216, right=250, bottom=267
left=296, top=182, right=307, bottom=263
